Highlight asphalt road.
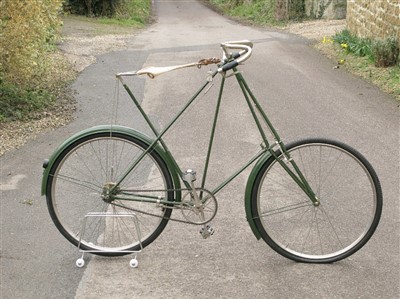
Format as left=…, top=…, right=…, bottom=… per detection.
left=1, top=1, right=399, bottom=298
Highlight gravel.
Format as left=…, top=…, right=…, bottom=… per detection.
left=285, top=19, right=345, bottom=41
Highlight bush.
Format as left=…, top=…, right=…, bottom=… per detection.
left=209, top=0, right=280, bottom=25
left=0, top=0, right=65, bottom=122
left=64, top=0, right=152, bottom=22
left=372, top=37, right=399, bottom=67
left=0, top=79, right=55, bottom=122
left=0, top=0, right=63, bottom=88
left=334, top=30, right=400, bottom=68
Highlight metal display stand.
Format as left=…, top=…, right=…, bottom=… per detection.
left=75, top=212, right=143, bottom=268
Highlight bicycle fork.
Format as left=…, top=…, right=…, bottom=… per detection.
left=234, top=70, right=320, bottom=207
left=272, top=141, right=320, bottom=206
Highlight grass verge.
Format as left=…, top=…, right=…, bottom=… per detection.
left=0, top=52, right=76, bottom=123
left=206, top=0, right=285, bottom=26
left=98, top=0, right=153, bottom=26
left=317, top=32, right=399, bottom=101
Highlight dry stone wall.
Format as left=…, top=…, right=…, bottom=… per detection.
left=346, top=0, right=400, bottom=45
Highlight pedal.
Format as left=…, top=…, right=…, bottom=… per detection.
left=199, top=224, right=214, bottom=239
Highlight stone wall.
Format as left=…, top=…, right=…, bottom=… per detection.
left=305, top=0, right=347, bottom=19
left=276, top=0, right=347, bottom=20
left=347, top=0, right=400, bottom=45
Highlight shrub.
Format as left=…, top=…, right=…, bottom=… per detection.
left=64, top=0, right=152, bottom=22
left=209, top=0, right=279, bottom=25
left=372, top=37, right=399, bottom=67
left=0, top=0, right=63, bottom=88
left=334, top=30, right=400, bottom=68
left=0, top=79, right=55, bottom=122
left=333, top=29, right=373, bottom=59
left=0, top=0, right=64, bottom=122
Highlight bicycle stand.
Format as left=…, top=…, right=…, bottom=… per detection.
left=75, top=212, right=143, bottom=268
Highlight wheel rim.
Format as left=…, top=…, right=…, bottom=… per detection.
left=256, top=141, right=379, bottom=261
left=48, top=135, right=171, bottom=252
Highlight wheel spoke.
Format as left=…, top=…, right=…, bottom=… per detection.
left=46, top=133, right=173, bottom=255
left=253, top=139, right=381, bottom=263
left=258, top=201, right=312, bottom=217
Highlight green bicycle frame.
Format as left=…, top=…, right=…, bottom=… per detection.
left=112, top=66, right=319, bottom=206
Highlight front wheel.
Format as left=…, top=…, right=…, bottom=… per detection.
left=251, top=138, right=382, bottom=263
left=46, top=132, right=174, bottom=256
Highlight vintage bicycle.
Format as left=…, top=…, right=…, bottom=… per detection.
left=42, top=41, right=382, bottom=263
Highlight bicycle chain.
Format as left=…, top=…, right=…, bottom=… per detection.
left=110, top=188, right=215, bottom=226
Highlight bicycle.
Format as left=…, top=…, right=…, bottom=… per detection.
left=42, top=41, right=382, bottom=263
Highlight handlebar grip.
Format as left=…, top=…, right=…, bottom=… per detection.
left=232, top=52, right=241, bottom=59
left=219, top=60, right=239, bottom=73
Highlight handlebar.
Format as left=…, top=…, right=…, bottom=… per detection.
left=218, top=40, right=253, bottom=73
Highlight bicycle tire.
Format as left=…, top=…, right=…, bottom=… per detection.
left=251, top=138, right=382, bottom=263
left=46, top=132, right=174, bottom=256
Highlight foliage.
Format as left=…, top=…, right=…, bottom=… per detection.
left=287, top=0, right=306, bottom=20
left=0, top=0, right=65, bottom=122
left=231, top=0, right=277, bottom=25
left=321, top=31, right=400, bottom=100
left=98, top=0, right=152, bottom=26
left=0, top=0, right=152, bottom=123
left=0, top=0, right=63, bottom=88
left=334, top=30, right=399, bottom=68
left=208, top=0, right=280, bottom=25
left=333, top=30, right=373, bottom=59
left=64, top=0, right=152, bottom=24
left=64, top=0, right=118, bottom=16
left=372, top=37, right=399, bottom=68
left=0, top=79, right=55, bottom=122
left=207, top=0, right=307, bottom=24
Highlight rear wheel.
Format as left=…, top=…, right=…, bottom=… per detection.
left=251, top=138, right=382, bottom=263
left=46, top=132, right=174, bottom=256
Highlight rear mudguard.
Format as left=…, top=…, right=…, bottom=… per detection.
left=41, top=125, right=182, bottom=200
left=244, top=151, right=273, bottom=240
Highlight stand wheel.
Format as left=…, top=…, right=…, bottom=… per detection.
left=76, top=258, right=85, bottom=268
left=129, top=258, right=138, bottom=268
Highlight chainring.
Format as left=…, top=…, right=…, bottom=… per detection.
left=180, top=188, right=218, bottom=225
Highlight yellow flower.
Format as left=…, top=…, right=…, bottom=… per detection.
left=322, top=37, right=333, bottom=44
left=341, top=43, right=348, bottom=49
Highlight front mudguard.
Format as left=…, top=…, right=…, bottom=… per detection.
left=244, top=151, right=273, bottom=240
left=41, top=125, right=181, bottom=199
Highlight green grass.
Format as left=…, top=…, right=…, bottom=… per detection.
left=95, top=17, right=143, bottom=27
left=333, top=29, right=399, bottom=68
left=385, top=65, right=400, bottom=98
left=97, top=0, right=153, bottom=27
left=318, top=31, right=400, bottom=100
left=333, top=29, right=374, bottom=60
left=207, top=0, right=283, bottom=26
left=0, top=80, right=55, bottom=122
